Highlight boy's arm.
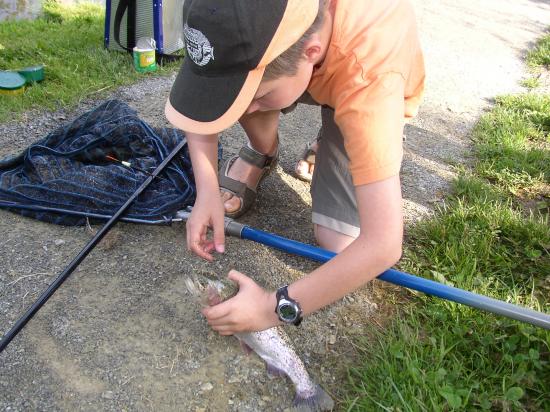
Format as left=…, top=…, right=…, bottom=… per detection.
left=185, top=132, right=226, bottom=261
left=203, top=174, right=403, bottom=333
left=287, top=174, right=403, bottom=315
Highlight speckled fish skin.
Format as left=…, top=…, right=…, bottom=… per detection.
left=185, top=274, right=334, bottom=412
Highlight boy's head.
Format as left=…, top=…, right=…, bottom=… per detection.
left=166, top=0, right=328, bottom=135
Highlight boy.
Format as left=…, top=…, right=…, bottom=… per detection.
left=166, top=0, right=425, bottom=334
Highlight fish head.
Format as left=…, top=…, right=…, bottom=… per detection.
left=184, top=271, right=239, bottom=306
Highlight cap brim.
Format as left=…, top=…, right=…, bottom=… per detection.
left=166, top=61, right=265, bottom=135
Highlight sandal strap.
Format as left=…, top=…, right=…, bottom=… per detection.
left=218, top=164, right=257, bottom=214
left=217, top=136, right=279, bottom=218
left=219, top=170, right=251, bottom=198
left=238, top=144, right=277, bottom=169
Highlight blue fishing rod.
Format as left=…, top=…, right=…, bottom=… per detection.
left=176, top=210, right=550, bottom=330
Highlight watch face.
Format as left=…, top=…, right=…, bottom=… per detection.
left=278, top=302, right=297, bottom=322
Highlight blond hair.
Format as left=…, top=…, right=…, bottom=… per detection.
left=263, top=0, right=329, bottom=81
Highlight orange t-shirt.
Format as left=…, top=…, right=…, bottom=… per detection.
left=307, top=0, right=425, bottom=186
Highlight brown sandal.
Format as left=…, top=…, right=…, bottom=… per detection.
left=218, top=141, right=278, bottom=218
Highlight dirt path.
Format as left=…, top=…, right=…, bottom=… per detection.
left=1, top=1, right=549, bottom=411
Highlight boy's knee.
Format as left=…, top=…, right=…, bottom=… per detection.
left=314, top=224, right=357, bottom=253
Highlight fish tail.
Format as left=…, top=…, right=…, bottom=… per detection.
left=292, top=384, right=334, bottom=411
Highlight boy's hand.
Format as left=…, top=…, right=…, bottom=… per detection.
left=202, top=270, right=279, bottom=335
left=186, top=192, right=226, bottom=261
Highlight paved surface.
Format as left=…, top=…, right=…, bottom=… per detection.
left=1, top=1, right=549, bottom=411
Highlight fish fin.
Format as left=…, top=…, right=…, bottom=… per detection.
left=291, top=385, right=334, bottom=412
left=184, top=278, right=201, bottom=297
left=239, top=340, right=253, bottom=355
left=265, top=362, right=285, bottom=377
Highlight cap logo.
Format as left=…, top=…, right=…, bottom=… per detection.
left=184, top=24, right=215, bottom=67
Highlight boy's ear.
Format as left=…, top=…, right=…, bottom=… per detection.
left=303, top=36, right=323, bottom=63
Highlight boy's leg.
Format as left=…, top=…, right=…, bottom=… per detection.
left=221, top=110, right=280, bottom=214
left=311, top=106, right=360, bottom=251
left=314, top=224, right=356, bottom=253
left=239, top=109, right=280, bottom=154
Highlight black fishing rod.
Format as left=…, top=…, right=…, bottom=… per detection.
left=0, top=138, right=188, bottom=353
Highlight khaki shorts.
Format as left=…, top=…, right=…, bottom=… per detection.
left=282, top=95, right=360, bottom=238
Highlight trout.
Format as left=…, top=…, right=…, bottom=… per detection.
left=185, top=274, right=334, bottom=412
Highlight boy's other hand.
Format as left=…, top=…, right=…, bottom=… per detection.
left=202, top=270, right=279, bottom=335
left=186, top=193, right=226, bottom=261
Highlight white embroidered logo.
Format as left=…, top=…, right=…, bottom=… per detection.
left=184, top=24, right=215, bottom=66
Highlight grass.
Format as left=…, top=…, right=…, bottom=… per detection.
left=521, top=31, right=549, bottom=93
left=527, top=32, right=550, bottom=68
left=0, top=0, right=180, bottom=123
left=472, top=94, right=550, bottom=200
left=342, top=33, right=550, bottom=412
left=520, top=77, right=540, bottom=90
left=344, top=184, right=550, bottom=411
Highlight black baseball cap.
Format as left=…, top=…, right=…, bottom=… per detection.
left=165, top=0, right=319, bottom=135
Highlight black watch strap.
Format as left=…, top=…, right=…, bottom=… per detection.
left=275, top=285, right=303, bottom=326
left=276, top=285, right=288, bottom=301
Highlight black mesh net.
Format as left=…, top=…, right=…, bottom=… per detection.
left=0, top=100, right=211, bottom=226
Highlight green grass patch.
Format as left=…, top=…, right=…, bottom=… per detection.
left=0, top=0, right=179, bottom=122
left=346, top=306, right=549, bottom=411
left=520, top=77, right=541, bottom=90
left=496, top=94, right=550, bottom=135
left=344, top=177, right=550, bottom=411
left=342, top=38, right=550, bottom=412
left=406, top=186, right=549, bottom=300
left=472, top=94, right=550, bottom=197
left=527, top=32, right=550, bottom=67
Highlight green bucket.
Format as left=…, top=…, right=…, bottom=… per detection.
left=18, top=65, right=45, bottom=83
left=133, top=38, right=157, bottom=73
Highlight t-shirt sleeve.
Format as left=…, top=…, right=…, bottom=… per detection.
left=334, top=72, right=406, bottom=186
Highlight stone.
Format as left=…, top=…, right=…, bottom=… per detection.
left=102, top=391, right=114, bottom=400
left=200, top=382, right=213, bottom=392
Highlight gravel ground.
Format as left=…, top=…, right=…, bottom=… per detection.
left=1, top=1, right=549, bottom=411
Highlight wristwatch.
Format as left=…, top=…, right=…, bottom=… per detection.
left=275, top=285, right=303, bottom=326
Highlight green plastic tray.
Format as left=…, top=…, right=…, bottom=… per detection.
left=0, top=71, right=26, bottom=92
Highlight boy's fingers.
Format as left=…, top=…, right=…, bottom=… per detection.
left=185, top=220, right=214, bottom=260
left=203, top=302, right=230, bottom=320
left=210, top=324, right=235, bottom=335
left=212, top=213, right=225, bottom=253
left=193, top=245, right=213, bottom=261
left=189, top=236, right=213, bottom=261
left=227, top=270, right=251, bottom=286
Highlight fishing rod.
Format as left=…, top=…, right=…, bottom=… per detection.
left=175, top=210, right=550, bottom=330
left=0, top=138, right=189, bottom=353
left=0, top=201, right=183, bottom=225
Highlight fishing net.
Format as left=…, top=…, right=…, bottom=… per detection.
left=0, top=100, right=214, bottom=226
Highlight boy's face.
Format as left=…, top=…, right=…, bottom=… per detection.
left=244, top=60, right=314, bottom=115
